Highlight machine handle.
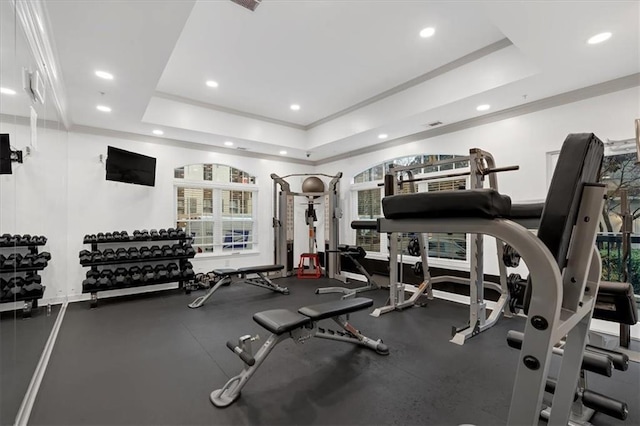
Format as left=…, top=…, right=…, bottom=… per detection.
left=226, top=340, right=256, bottom=366
left=482, top=165, right=520, bottom=175
left=582, top=389, right=628, bottom=420
left=585, top=345, right=629, bottom=371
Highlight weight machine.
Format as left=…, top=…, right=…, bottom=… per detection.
left=271, top=173, right=342, bottom=278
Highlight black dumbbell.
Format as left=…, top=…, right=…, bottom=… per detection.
left=112, top=231, right=121, bottom=240
left=140, top=229, right=150, bottom=239
left=23, top=274, right=43, bottom=297
left=12, top=234, right=22, bottom=245
left=119, top=231, right=129, bottom=241
left=158, top=229, right=168, bottom=239
left=105, top=232, right=114, bottom=241
left=113, top=267, right=129, bottom=286
left=161, top=245, right=173, bottom=257
left=150, top=245, right=163, bottom=258
left=96, top=232, right=105, bottom=242
left=32, top=255, right=47, bottom=268
left=141, top=265, right=155, bottom=282
left=7, top=277, right=26, bottom=298
left=87, top=234, right=98, bottom=243
left=171, top=244, right=185, bottom=256
left=150, top=229, right=160, bottom=240
left=37, top=235, right=47, bottom=245
left=133, top=230, right=142, bottom=240
left=82, top=276, right=98, bottom=291
left=155, top=264, right=169, bottom=280
left=102, top=249, right=116, bottom=262
left=182, top=261, right=194, bottom=279
left=91, top=251, right=103, bottom=263
left=129, top=266, right=142, bottom=284
left=167, top=263, right=181, bottom=279
left=167, top=228, right=177, bottom=238
left=116, top=248, right=129, bottom=260
left=176, top=229, right=186, bottom=238
left=0, top=234, right=11, bottom=245
left=40, top=251, right=51, bottom=261
left=3, top=253, right=22, bottom=269
left=139, top=246, right=152, bottom=259
left=22, top=234, right=32, bottom=244
left=127, top=247, right=140, bottom=260
left=83, top=234, right=92, bottom=243
left=185, top=246, right=196, bottom=257
left=79, top=250, right=92, bottom=264
left=86, top=270, right=100, bottom=279
left=97, top=269, right=114, bottom=288
left=19, top=253, right=36, bottom=268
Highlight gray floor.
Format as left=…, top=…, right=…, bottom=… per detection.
left=27, top=278, right=639, bottom=425
left=1, top=304, right=60, bottom=426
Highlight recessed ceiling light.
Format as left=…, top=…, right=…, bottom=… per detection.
left=378, top=134, right=388, bottom=139
left=0, top=87, right=16, bottom=95
left=96, top=105, right=111, bottom=112
left=587, top=32, right=612, bottom=45
left=152, top=129, right=164, bottom=136
left=476, top=104, right=490, bottom=111
left=224, top=141, right=234, bottom=146
left=290, top=104, right=300, bottom=111
left=279, top=150, right=287, bottom=155
left=420, top=27, right=435, bottom=38
left=206, top=80, right=219, bottom=88
left=95, top=70, right=114, bottom=80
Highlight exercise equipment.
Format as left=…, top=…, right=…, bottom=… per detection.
left=127, top=247, right=140, bottom=260
left=316, top=241, right=380, bottom=298
left=113, top=268, right=129, bottom=286
left=116, top=248, right=129, bottom=260
left=377, top=133, right=605, bottom=424
left=271, top=172, right=342, bottom=278
left=210, top=297, right=388, bottom=407
left=188, top=264, right=288, bottom=309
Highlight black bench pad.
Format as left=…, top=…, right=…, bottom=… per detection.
left=212, top=268, right=238, bottom=276
left=351, top=220, right=377, bottom=230
left=594, top=281, right=638, bottom=325
left=298, top=297, right=373, bottom=321
left=382, top=188, right=512, bottom=219
left=253, top=309, right=310, bottom=335
left=508, top=203, right=544, bottom=219
left=237, top=264, right=284, bottom=274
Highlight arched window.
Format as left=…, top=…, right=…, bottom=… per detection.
left=174, top=164, right=257, bottom=255
left=352, top=154, right=469, bottom=261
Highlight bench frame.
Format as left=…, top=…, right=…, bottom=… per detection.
left=316, top=244, right=380, bottom=299
left=211, top=299, right=388, bottom=408
left=188, top=265, right=289, bottom=309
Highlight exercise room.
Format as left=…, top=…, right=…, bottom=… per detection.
left=1, top=1, right=638, bottom=425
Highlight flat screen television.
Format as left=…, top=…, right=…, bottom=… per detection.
left=105, top=146, right=156, bottom=187
left=0, top=134, right=12, bottom=175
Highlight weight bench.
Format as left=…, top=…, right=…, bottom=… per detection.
left=188, top=264, right=289, bottom=309
left=210, top=297, right=388, bottom=407
left=316, top=241, right=380, bottom=299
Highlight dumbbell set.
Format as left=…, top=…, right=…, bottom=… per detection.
left=0, top=252, right=52, bottom=271
left=82, top=262, right=195, bottom=291
left=0, top=274, right=45, bottom=301
left=0, top=234, right=48, bottom=247
left=79, top=244, right=195, bottom=265
left=83, top=228, right=187, bottom=244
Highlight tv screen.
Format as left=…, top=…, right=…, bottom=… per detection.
left=0, top=134, right=11, bottom=175
left=105, top=146, right=156, bottom=186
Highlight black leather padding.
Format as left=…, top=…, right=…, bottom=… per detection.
left=508, top=203, right=544, bottom=219
left=298, top=297, right=373, bottom=321
left=382, top=188, right=512, bottom=219
left=237, top=264, right=284, bottom=274
left=351, top=220, right=377, bottom=230
left=253, top=309, right=310, bottom=335
left=212, top=268, right=238, bottom=276
left=594, top=281, right=638, bottom=325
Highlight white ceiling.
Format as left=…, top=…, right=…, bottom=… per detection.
left=4, top=0, right=640, bottom=162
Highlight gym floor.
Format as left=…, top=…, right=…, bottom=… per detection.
left=21, top=278, right=640, bottom=425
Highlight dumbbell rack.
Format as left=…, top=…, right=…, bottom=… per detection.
left=80, top=232, right=195, bottom=308
left=0, top=236, right=49, bottom=317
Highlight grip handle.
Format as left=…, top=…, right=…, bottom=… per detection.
left=586, top=345, right=629, bottom=371
left=226, top=340, right=256, bottom=366
left=582, top=389, right=628, bottom=420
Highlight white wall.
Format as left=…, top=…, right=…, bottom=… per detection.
left=320, top=86, right=640, bottom=273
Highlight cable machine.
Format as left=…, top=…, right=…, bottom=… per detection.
left=271, top=172, right=342, bottom=278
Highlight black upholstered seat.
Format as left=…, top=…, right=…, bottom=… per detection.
left=298, top=297, right=373, bottom=321
left=382, top=188, right=512, bottom=220
left=212, top=268, right=238, bottom=276
left=594, top=281, right=638, bottom=325
left=253, top=309, right=310, bottom=335
left=237, top=264, right=284, bottom=274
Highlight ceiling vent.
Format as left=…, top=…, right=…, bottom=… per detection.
left=428, top=121, right=443, bottom=127
left=230, top=0, right=261, bottom=11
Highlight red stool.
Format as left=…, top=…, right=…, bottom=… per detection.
left=297, top=253, right=322, bottom=279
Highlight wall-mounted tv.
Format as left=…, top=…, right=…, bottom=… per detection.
left=105, top=146, right=156, bottom=187
left=0, top=134, right=12, bottom=175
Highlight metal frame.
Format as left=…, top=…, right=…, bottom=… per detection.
left=211, top=310, right=388, bottom=408
left=188, top=269, right=289, bottom=309
left=373, top=148, right=513, bottom=346
left=271, top=173, right=342, bottom=278
left=378, top=183, right=606, bottom=425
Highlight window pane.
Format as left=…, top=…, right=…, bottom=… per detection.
left=174, top=167, right=184, bottom=179
left=439, top=154, right=454, bottom=171
left=357, top=189, right=381, bottom=218
left=356, top=229, right=380, bottom=252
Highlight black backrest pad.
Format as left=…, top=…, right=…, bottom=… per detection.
left=537, top=133, right=604, bottom=269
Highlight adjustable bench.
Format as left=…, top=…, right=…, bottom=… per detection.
left=316, top=239, right=380, bottom=298
left=188, top=264, right=289, bottom=309
left=210, top=297, right=388, bottom=407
